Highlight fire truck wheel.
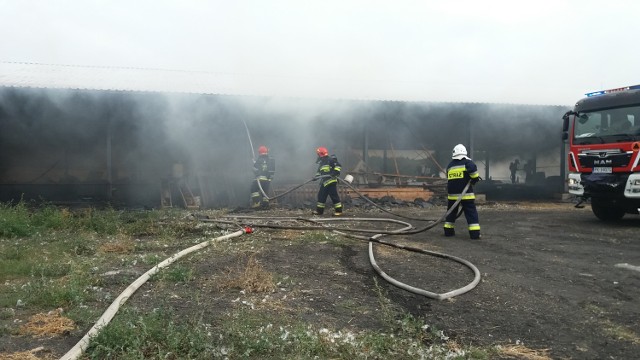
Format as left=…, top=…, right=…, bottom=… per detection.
left=591, top=199, right=625, bottom=221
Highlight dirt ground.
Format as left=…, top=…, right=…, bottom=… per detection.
left=3, top=200, right=640, bottom=359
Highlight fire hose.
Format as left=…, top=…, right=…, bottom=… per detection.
left=210, top=213, right=480, bottom=301
left=210, top=179, right=479, bottom=299
left=256, top=175, right=465, bottom=222
left=255, top=176, right=317, bottom=202
left=59, top=227, right=254, bottom=360
left=61, top=178, right=478, bottom=359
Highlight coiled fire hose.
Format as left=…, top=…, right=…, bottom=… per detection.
left=213, top=178, right=479, bottom=299
left=211, top=214, right=480, bottom=301
left=61, top=178, right=478, bottom=359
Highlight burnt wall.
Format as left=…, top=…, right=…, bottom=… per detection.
left=0, top=87, right=568, bottom=207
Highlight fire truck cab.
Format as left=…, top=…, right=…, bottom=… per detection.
left=562, top=85, right=640, bottom=221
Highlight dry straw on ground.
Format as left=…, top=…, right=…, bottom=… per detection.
left=499, top=344, right=552, bottom=360
left=98, top=236, right=135, bottom=254
left=0, top=347, right=54, bottom=360
left=217, top=253, right=276, bottom=293
left=17, top=309, right=75, bottom=337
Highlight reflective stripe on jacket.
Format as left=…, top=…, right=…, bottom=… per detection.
left=316, top=155, right=341, bottom=187
left=253, top=155, right=272, bottom=181
left=446, top=158, right=479, bottom=199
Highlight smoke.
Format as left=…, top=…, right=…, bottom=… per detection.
left=0, top=87, right=568, bottom=206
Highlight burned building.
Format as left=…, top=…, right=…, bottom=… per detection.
left=0, top=84, right=567, bottom=208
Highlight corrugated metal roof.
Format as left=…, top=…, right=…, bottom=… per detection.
left=0, top=62, right=568, bottom=106
left=0, top=61, right=249, bottom=96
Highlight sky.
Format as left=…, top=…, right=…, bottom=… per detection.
left=1, top=0, right=639, bottom=105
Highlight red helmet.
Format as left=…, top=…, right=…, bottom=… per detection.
left=258, top=146, right=268, bottom=155
left=316, top=146, right=328, bottom=157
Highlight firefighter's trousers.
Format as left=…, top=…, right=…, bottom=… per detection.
left=316, top=183, right=342, bottom=214
left=444, top=199, right=480, bottom=239
left=250, top=179, right=271, bottom=208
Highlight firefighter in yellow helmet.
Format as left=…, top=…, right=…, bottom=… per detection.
left=250, top=145, right=274, bottom=208
left=444, top=144, right=481, bottom=239
left=313, top=146, right=343, bottom=216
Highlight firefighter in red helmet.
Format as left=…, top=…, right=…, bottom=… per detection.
left=313, top=146, right=343, bottom=216
left=250, top=145, right=274, bottom=208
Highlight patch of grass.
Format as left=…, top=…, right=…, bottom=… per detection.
left=0, top=202, right=81, bottom=238
left=336, top=298, right=368, bottom=313
left=372, top=277, right=403, bottom=326
left=73, top=207, right=121, bottom=235
left=0, top=242, right=73, bottom=281
left=0, top=307, right=14, bottom=319
left=0, top=324, right=11, bottom=336
left=88, top=307, right=217, bottom=359
left=584, top=303, right=605, bottom=316
left=217, top=253, right=276, bottom=293
left=21, top=267, right=97, bottom=309
left=30, top=204, right=71, bottom=230
left=584, top=303, right=640, bottom=345
left=140, top=253, right=162, bottom=266
left=0, top=202, right=195, bottom=239
left=601, top=319, right=640, bottom=345
left=0, top=255, right=34, bottom=280
left=210, top=308, right=477, bottom=359
left=98, top=236, right=135, bottom=254
left=32, top=262, right=72, bottom=278
left=0, top=201, right=34, bottom=238
left=274, top=274, right=298, bottom=288
left=117, top=210, right=165, bottom=236
left=1, top=246, right=24, bottom=261
left=66, top=234, right=97, bottom=256
left=297, top=230, right=346, bottom=245
left=155, top=264, right=194, bottom=283
left=0, top=283, right=20, bottom=308
left=88, top=304, right=476, bottom=359
left=65, top=305, right=103, bottom=328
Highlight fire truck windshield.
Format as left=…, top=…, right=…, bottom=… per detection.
left=573, top=105, right=640, bottom=144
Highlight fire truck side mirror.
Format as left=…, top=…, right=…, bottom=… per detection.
left=562, top=112, right=570, bottom=132
left=562, top=132, right=569, bottom=141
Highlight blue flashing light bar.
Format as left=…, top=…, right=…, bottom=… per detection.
left=586, top=84, right=640, bottom=97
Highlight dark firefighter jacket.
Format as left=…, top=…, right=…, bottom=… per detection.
left=446, top=158, right=479, bottom=200
left=253, top=155, right=272, bottom=181
left=316, top=155, right=341, bottom=187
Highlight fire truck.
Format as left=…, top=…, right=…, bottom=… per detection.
left=562, top=85, right=640, bottom=221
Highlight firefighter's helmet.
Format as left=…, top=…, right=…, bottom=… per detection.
left=258, top=145, right=269, bottom=155
left=316, top=146, right=329, bottom=157
left=452, top=144, right=469, bottom=160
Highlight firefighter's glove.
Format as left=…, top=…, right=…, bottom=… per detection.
left=470, top=177, right=481, bottom=185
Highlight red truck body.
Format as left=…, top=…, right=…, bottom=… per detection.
left=563, top=85, right=640, bottom=220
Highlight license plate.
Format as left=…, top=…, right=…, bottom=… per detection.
left=592, top=167, right=612, bottom=174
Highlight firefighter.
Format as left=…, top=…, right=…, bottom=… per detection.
left=250, top=145, right=273, bottom=209
left=313, top=146, right=343, bottom=216
left=444, top=144, right=481, bottom=239
left=509, top=159, right=519, bottom=184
